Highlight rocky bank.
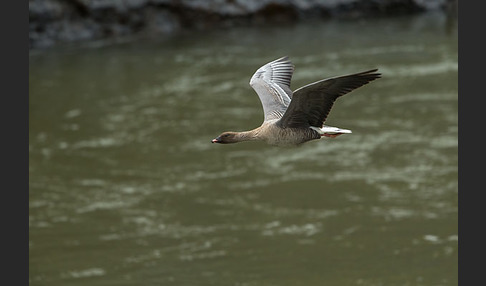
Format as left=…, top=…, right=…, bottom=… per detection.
left=29, top=0, right=457, bottom=49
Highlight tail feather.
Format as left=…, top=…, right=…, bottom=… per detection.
left=310, top=126, right=352, bottom=135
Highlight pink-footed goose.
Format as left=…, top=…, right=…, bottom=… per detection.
left=212, top=56, right=381, bottom=146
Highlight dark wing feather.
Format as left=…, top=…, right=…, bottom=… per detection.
left=278, top=69, right=381, bottom=128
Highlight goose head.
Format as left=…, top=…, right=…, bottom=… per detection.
left=211, top=132, right=239, bottom=144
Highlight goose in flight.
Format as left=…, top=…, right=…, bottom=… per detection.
left=212, top=56, right=381, bottom=146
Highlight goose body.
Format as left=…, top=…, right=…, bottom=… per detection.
left=212, top=57, right=381, bottom=146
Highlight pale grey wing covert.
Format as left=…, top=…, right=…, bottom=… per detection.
left=249, top=56, right=295, bottom=122
left=277, top=69, right=381, bottom=128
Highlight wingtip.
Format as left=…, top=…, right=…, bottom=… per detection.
left=274, top=56, right=291, bottom=63
left=372, top=68, right=381, bottom=76
left=275, top=56, right=294, bottom=70
left=360, top=68, right=382, bottom=79
left=362, top=68, right=379, bottom=74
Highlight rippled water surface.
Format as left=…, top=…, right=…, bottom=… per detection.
left=30, top=13, right=457, bottom=285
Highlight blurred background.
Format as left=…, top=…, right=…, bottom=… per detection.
left=29, top=0, right=458, bottom=285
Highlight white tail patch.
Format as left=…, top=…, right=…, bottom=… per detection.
left=310, top=126, right=352, bottom=135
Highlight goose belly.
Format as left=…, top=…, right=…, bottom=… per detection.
left=265, top=127, right=320, bottom=146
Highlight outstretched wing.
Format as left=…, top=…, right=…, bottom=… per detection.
left=278, top=69, right=381, bottom=128
left=249, top=56, right=294, bottom=122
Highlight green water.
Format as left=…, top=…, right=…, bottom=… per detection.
left=30, top=13, right=457, bottom=285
